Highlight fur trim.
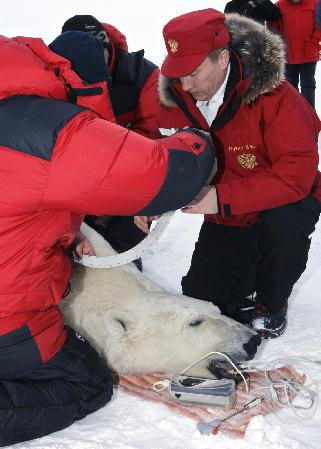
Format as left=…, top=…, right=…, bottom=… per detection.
left=159, top=75, right=178, bottom=108
left=159, top=14, right=285, bottom=107
left=226, top=14, right=285, bottom=103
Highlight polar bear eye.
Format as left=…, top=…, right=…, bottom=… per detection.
left=189, top=318, right=204, bottom=327
left=115, top=318, right=127, bottom=331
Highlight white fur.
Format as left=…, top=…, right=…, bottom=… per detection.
left=61, top=224, right=257, bottom=376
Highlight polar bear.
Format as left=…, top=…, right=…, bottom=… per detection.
left=62, top=224, right=260, bottom=376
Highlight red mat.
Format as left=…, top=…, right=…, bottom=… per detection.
left=118, top=366, right=304, bottom=438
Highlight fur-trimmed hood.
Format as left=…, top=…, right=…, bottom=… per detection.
left=159, top=14, right=285, bottom=106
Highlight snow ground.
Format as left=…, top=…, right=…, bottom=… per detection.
left=2, top=1, right=321, bottom=448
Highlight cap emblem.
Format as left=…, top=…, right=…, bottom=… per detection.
left=168, top=38, right=178, bottom=53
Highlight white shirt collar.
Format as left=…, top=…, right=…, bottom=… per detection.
left=196, top=64, right=230, bottom=126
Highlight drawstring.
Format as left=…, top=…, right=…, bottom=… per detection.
left=54, top=67, right=77, bottom=103
left=54, top=67, right=103, bottom=103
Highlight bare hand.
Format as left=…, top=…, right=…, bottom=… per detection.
left=181, top=186, right=218, bottom=214
left=73, top=232, right=96, bottom=258
left=134, top=215, right=161, bottom=233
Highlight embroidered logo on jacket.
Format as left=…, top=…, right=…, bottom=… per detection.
left=227, top=145, right=256, bottom=152
left=168, top=39, right=178, bottom=53
left=237, top=154, right=258, bottom=169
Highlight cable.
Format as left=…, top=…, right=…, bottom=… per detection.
left=152, top=351, right=250, bottom=394
left=241, top=356, right=321, bottom=417
left=153, top=354, right=320, bottom=419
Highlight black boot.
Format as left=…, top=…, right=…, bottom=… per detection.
left=221, top=295, right=257, bottom=325
left=251, top=303, right=288, bottom=339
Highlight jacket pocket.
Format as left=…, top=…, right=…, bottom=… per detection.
left=304, top=40, right=319, bottom=60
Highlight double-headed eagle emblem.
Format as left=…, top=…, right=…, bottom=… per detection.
left=168, top=38, right=178, bottom=53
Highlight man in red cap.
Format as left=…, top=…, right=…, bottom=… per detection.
left=136, top=8, right=321, bottom=339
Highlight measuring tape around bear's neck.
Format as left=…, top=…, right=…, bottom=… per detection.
left=75, top=211, right=175, bottom=269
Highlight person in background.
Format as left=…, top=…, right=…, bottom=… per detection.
left=136, top=8, right=321, bottom=340
left=224, top=0, right=281, bottom=23
left=268, top=0, right=321, bottom=108
left=55, top=15, right=162, bottom=270
left=0, top=31, right=215, bottom=446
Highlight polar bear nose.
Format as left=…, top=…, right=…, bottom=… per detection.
left=242, top=333, right=261, bottom=360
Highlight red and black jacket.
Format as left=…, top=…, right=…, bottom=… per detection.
left=0, top=35, right=215, bottom=365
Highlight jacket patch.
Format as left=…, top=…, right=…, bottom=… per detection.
left=0, top=325, right=42, bottom=378
left=237, top=153, right=258, bottom=169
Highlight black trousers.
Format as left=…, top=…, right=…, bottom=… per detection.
left=182, top=196, right=320, bottom=316
left=285, top=62, right=317, bottom=108
left=0, top=326, right=114, bottom=447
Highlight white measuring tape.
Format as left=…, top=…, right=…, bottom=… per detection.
left=75, top=211, right=175, bottom=268
left=75, top=150, right=217, bottom=269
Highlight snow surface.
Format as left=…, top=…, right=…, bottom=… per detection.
left=2, top=1, right=321, bottom=448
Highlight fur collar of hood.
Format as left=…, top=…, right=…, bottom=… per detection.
left=159, top=14, right=285, bottom=107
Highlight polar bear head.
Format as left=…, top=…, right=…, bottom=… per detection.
left=63, top=225, right=261, bottom=376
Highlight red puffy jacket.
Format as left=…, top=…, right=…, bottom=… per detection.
left=0, top=36, right=215, bottom=362
left=268, top=0, right=321, bottom=64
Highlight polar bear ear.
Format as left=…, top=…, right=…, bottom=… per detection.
left=104, top=309, right=134, bottom=335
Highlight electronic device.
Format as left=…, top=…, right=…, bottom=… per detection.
left=207, top=359, right=249, bottom=384
left=169, top=374, right=236, bottom=407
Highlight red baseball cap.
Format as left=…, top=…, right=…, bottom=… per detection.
left=161, top=9, right=230, bottom=78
